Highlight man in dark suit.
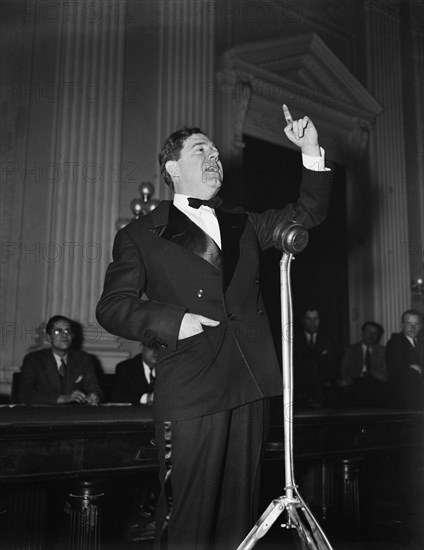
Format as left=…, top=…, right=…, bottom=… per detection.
left=113, top=342, right=159, bottom=540
left=386, top=309, right=424, bottom=409
left=293, top=307, right=338, bottom=407
left=112, top=342, right=158, bottom=405
left=96, top=105, right=333, bottom=550
left=18, top=315, right=103, bottom=405
left=338, top=321, right=388, bottom=406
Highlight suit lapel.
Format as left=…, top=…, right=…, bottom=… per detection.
left=46, top=350, right=62, bottom=392
left=216, top=208, right=248, bottom=293
left=147, top=201, right=248, bottom=291
left=155, top=203, right=222, bottom=271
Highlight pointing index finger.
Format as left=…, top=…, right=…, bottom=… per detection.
left=282, top=104, right=293, bottom=124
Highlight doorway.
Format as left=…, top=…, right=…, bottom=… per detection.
left=241, top=134, right=349, bottom=358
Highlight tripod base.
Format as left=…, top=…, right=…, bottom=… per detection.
left=236, top=488, right=333, bottom=550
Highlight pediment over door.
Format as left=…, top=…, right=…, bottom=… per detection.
left=218, top=33, right=382, bottom=164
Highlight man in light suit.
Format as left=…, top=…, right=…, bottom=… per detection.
left=18, top=315, right=102, bottom=405
left=338, top=321, right=388, bottom=407
left=112, top=342, right=158, bottom=405
left=386, top=309, right=423, bottom=409
left=96, top=105, right=333, bottom=550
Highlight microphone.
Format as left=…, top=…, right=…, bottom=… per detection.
left=272, top=221, right=309, bottom=254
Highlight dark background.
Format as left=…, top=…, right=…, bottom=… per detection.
left=242, top=135, right=348, bottom=358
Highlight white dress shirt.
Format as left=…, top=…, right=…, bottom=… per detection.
left=406, top=335, right=416, bottom=347
left=173, top=194, right=221, bottom=248
left=52, top=352, right=67, bottom=373
left=139, top=361, right=156, bottom=404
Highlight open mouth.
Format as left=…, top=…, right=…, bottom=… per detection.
left=204, top=165, right=219, bottom=173
left=203, top=163, right=222, bottom=179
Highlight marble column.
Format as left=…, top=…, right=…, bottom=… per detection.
left=402, top=2, right=424, bottom=310
left=364, top=0, right=410, bottom=336
left=156, top=0, right=216, bottom=199
left=43, top=1, right=128, bottom=368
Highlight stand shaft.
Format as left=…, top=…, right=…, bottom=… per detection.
left=236, top=250, right=333, bottom=550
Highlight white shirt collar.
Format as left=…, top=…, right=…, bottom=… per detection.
left=142, top=361, right=155, bottom=384
left=52, top=351, right=68, bottom=368
left=406, top=335, right=416, bottom=347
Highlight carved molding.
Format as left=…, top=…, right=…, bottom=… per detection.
left=348, top=121, right=371, bottom=163
left=219, top=33, right=382, bottom=164
left=217, top=70, right=254, bottom=152
left=364, top=0, right=401, bottom=21
left=217, top=31, right=387, bottom=341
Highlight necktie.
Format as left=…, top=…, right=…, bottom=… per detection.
left=363, top=347, right=371, bottom=376
left=187, top=196, right=222, bottom=209
left=59, top=358, right=66, bottom=378
left=149, top=369, right=156, bottom=386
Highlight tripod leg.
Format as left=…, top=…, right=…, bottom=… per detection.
left=236, top=498, right=288, bottom=550
left=287, top=505, right=322, bottom=550
left=294, top=493, right=333, bottom=550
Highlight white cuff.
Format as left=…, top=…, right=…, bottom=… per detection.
left=302, top=147, right=330, bottom=171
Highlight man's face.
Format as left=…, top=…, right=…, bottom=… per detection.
left=167, top=133, right=223, bottom=198
left=362, top=325, right=380, bottom=346
left=47, top=319, right=73, bottom=353
left=302, top=310, right=320, bottom=334
left=402, top=314, right=423, bottom=339
left=141, top=344, right=158, bottom=369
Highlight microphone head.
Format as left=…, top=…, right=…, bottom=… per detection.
left=273, top=221, right=309, bottom=254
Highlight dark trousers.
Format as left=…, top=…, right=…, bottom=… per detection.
left=154, top=399, right=269, bottom=550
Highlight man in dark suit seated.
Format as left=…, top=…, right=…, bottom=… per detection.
left=112, top=342, right=159, bottom=541
left=18, top=315, right=103, bottom=405
left=112, top=342, right=157, bottom=405
left=385, top=309, right=423, bottom=409
left=338, top=321, right=388, bottom=407
left=293, top=306, right=338, bottom=407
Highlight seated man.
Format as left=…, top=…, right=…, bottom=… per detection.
left=385, top=309, right=424, bottom=409
left=18, top=315, right=103, bottom=405
left=293, top=306, right=338, bottom=407
left=112, top=342, right=158, bottom=405
left=338, top=321, right=388, bottom=406
left=112, top=342, right=159, bottom=541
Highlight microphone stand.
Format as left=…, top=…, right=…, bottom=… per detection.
left=236, top=222, right=333, bottom=550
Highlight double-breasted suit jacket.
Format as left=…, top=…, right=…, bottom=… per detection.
left=18, top=348, right=102, bottom=404
left=96, top=167, right=333, bottom=422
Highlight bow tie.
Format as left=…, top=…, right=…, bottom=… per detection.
left=187, top=196, right=222, bottom=209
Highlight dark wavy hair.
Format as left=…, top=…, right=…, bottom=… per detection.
left=45, top=315, right=72, bottom=335
left=158, top=126, right=204, bottom=190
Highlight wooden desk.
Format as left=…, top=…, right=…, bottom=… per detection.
left=0, top=405, right=422, bottom=548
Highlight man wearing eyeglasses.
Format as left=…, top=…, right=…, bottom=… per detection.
left=18, top=315, right=103, bottom=405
